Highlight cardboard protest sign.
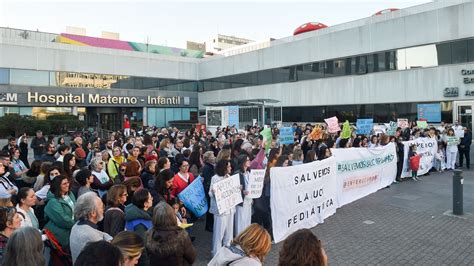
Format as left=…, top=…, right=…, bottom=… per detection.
left=397, top=119, right=409, bottom=128
left=386, top=121, right=398, bottom=136
left=279, top=127, right=294, bottom=145
left=325, top=116, right=340, bottom=133
left=261, top=128, right=272, bottom=151
left=341, top=120, right=351, bottom=139
left=248, top=169, right=266, bottom=198
left=356, top=119, right=373, bottom=135
left=212, top=174, right=243, bottom=215
left=308, top=125, right=323, bottom=141
left=178, top=176, right=208, bottom=217
left=416, top=121, right=428, bottom=129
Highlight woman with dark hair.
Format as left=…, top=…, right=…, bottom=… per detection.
left=75, top=168, right=95, bottom=198
left=210, top=223, right=271, bottom=265
left=172, top=159, right=195, bottom=198
left=234, top=154, right=252, bottom=236
left=63, top=153, right=80, bottom=196
left=125, top=188, right=153, bottom=239
left=0, top=207, right=22, bottom=260
left=154, top=169, right=174, bottom=204
left=140, top=160, right=157, bottom=191
left=11, top=147, right=29, bottom=180
left=22, top=159, right=41, bottom=187
left=122, top=177, right=142, bottom=206
left=156, top=157, right=171, bottom=174
left=2, top=226, right=45, bottom=266
left=75, top=240, right=123, bottom=266
left=34, top=165, right=62, bottom=201
left=188, top=150, right=202, bottom=177
left=44, top=175, right=76, bottom=249
left=209, top=159, right=234, bottom=256
left=145, top=201, right=196, bottom=265
left=275, top=155, right=289, bottom=167
left=104, top=184, right=127, bottom=237
left=124, top=160, right=143, bottom=190
left=278, top=229, right=328, bottom=266
left=15, top=187, right=39, bottom=229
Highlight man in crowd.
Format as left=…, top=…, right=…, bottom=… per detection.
left=70, top=192, right=112, bottom=263
left=41, top=143, right=57, bottom=163
left=2, top=137, right=18, bottom=153
left=30, top=130, right=47, bottom=160
left=56, top=144, right=70, bottom=162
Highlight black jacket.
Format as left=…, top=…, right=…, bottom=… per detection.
left=460, top=132, right=472, bottom=150
left=201, top=163, right=214, bottom=194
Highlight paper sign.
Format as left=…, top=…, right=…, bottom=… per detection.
left=356, top=119, right=373, bottom=135
left=308, top=125, right=323, bottom=141
left=386, top=121, right=398, bottom=136
left=279, top=127, right=294, bottom=145
left=397, top=119, right=409, bottom=128
left=248, top=169, right=265, bottom=198
left=416, top=121, right=428, bottom=129
left=213, top=174, right=243, bottom=215
left=341, top=120, right=351, bottom=139
left=446, top=136, right=459, bottom=146
left=261, top=128, right=272, bottom=151
left=178, top=176, right=208, bottom=217
left=325, top=116, right=340, bottom=133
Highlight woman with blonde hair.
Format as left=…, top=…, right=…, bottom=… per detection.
left=111, top=231, right=144, bottom=266
left=209, top=223, right=271, bottom=266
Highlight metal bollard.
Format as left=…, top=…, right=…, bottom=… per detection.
left=453, top=170, right=463, bottom=215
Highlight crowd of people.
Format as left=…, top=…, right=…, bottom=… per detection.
left=0, top=119, right=470, bottom=265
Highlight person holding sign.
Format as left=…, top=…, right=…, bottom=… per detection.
left=443, top=128, right=460, bottom=170
left=209, top=159, right=235, bottom=256
left=234, top=155, right=252, bottom=237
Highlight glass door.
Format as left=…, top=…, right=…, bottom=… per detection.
left=453, top=101, right=474, bottom=133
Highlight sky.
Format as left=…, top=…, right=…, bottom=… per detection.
left=1, top=0, right=433, bottom=48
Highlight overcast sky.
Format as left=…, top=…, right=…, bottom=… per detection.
left=1, top=0, right=432, bottom=48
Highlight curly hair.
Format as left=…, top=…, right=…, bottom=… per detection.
left=278, top=229, right=326, bottom=266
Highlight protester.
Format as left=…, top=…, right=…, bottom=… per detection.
left=172, top=159, right=195, bottom=197
left=44, top=175, right=76, bottom=249
left=209, top=159, right=235, bottom=256
left=90, top=157, right=113, bottom=198
left=140, top=160, right=157, bottom=191
left=30, top=130, right=47, bottom=161
left=444, top=128, right=459, bottom=170
left=15, top=187, right=39, bottom=229
left=111, top=231, right=145, bottom=266
left=278, top=229, right=328, bottom=266
left=125, top=188, right=153, bottom=239
left=0, top=207, right=22, bottom=260
left=75, top=168, right=95, bottom=198
left=234, top=154, right=252, bottom=236
left=201, top=151, right=216, bottom=232
left=74, top=240, right=123, bottom=266
left=70, top=192, right=112, bottom=263
left=0, top=160, right=18, bottom=197
left=108, top=147, right=126, bottom=182
left=209, top=223, right=271, bottom=266
left=458, top=127, right=472, bottom=169
left=145, top=201, right=196, bottom=265
left=104, top=184, right=127, bottom=237
left=2, top=226, right=45, bottom=266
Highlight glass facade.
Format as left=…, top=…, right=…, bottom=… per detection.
left=147, top=108, right=198, bottom=127
left=282, top=102, right=453, bottom=123
left=4, top=69, right=197, bottom=92
left=201, top=38, right=474, bottom=91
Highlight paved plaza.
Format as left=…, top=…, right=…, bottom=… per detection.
left=194, top=169, right=474, bottom=265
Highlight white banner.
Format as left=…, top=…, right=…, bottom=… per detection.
left=213, top=174, right=243, bottom=215
left=332, top=143, right=397, bottom=207
left=270, top=158, right=337, bottom=243
left=401, top=138, right=437, bottom=178
left=248, top=169, right=265, bottom=199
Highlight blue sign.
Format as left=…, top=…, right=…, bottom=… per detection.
left=279, top=127, right=294, bottom=145
left=228, top=106, right=239, bottom=129
left=356, top=119, right=374, bottom=135
left=178, top=176, right=208, bottom=217
left=417, top=103, right=441, bottom=122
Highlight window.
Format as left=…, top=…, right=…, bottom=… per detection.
left=333, top=59, right=345, bottom=76
left=377, top=53, right=386, bottom=72
left=0, top=69, right=9, bottom=85
left=367, top=54, right=375, bottom=73
left=356, top=56, right=367, bottom=74
left=469, top=39, right=474, bottom=62
left=451, top=40, right=468, bottom=64
left=437, top=43, right=452, bottom=65
left=325, top=60, right=334, bottom=77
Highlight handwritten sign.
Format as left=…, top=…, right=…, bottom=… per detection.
left=279, top=127, right=294, bottom=145
left=356, top=119, right=373, bottom=135
left=212, top=174, right=243, bottom=215
left=386, top=121, right=398, bottom=136
left=446, top=136, right=459, bottom=146
left=178, top=176, right=208, bottom=217
left=397, top=119, right=409, bottom=129
left=248, top=169, right=265, bottom=198
left=325, top=116, right=340, bottom=133
left=261, top=128, right=272, bottom=151
left=416, top=121, right=428, bottom=129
